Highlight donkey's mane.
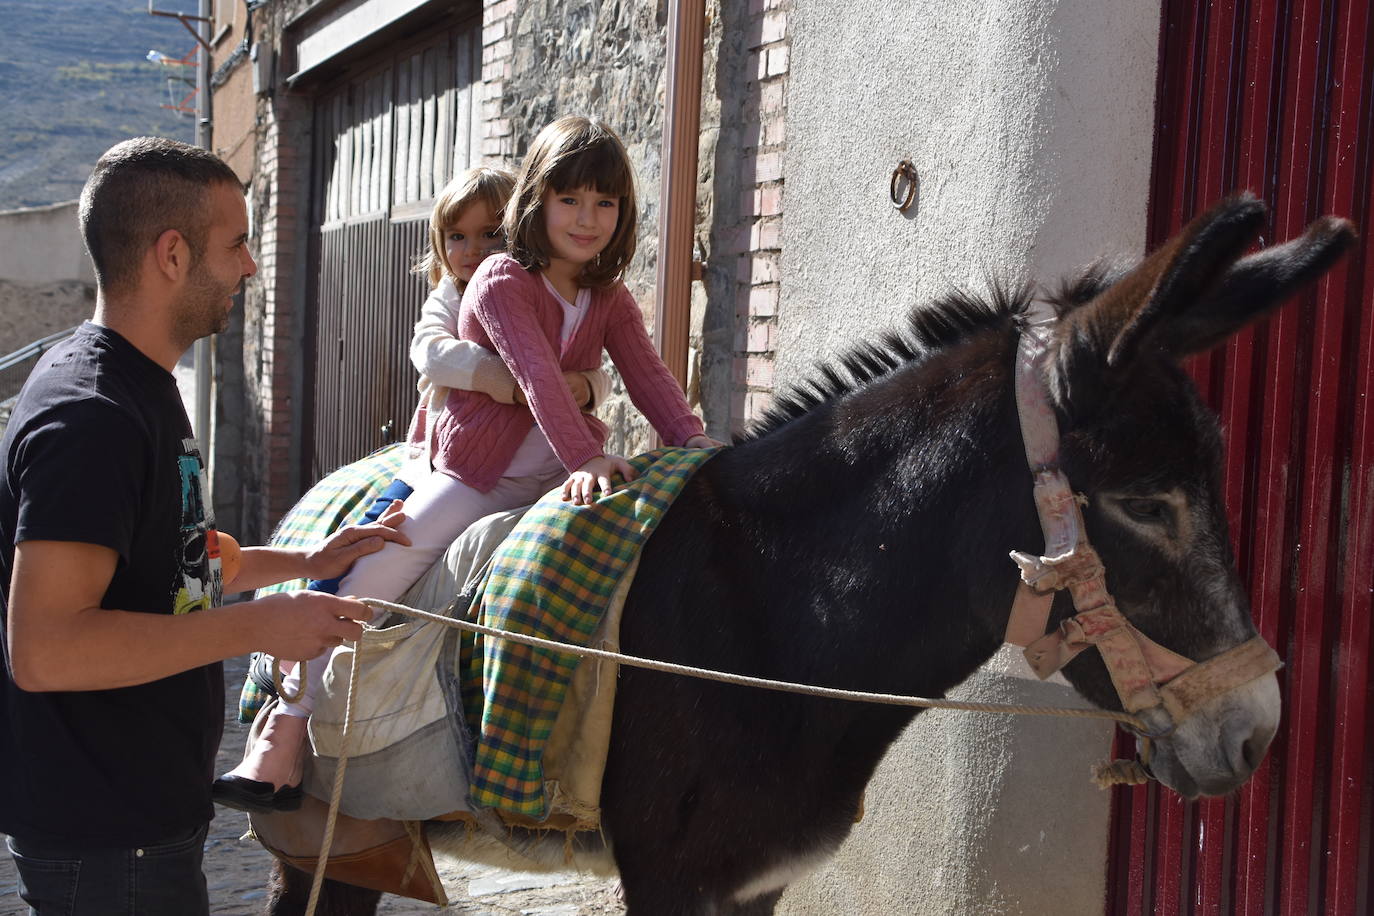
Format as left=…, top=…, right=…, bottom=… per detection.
left=1043, top=258, right=1133, bottom=315
left=744, top=280, right=1036, bottom=440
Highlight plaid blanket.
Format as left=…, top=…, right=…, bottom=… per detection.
left=460, top=447, right=717, bottom=818
left=238, top=444, right=409, bottom=722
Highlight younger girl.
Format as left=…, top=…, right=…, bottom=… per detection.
left=215, top=164, right=612, bottom=810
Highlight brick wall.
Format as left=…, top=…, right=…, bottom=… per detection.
left=213, top=0, right=315, bottom=545
left=735, top=0, right=788, bottom=432
left=701, top=0, right=788, bottom=438
left=480, top=0, right=516, bottom=160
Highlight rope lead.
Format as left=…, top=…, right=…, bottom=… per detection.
left=358, top=597, right=1151, bottom=732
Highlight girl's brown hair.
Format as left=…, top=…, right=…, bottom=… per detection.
left=417, top=167, right=515, bottom=288
left=503, top=116, right=638, bottom=288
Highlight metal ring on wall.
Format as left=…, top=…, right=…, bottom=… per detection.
left=890, top=159, right=918, bottom=212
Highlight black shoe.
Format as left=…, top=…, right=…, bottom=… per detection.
left=211, top=774, right=304, bottom=813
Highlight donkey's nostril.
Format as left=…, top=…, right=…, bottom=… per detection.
left=1241, top=732, right=1268, bottom=772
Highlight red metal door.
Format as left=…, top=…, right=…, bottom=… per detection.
left=1108, top=1, right=1374, bottom=914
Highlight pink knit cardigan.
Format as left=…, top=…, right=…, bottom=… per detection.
left=432, top=254, right=704, bottom=491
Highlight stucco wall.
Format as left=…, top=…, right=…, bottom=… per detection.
left=773, top=1, right=1161, bottom=913
left=0, top=200, right=94, bottom=289
left=0, top=201, right=93, bottom=362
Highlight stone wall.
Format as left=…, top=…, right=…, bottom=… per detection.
left=482, top=0, right=727, bottom=449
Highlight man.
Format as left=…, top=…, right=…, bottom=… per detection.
left=0, top=137, right=407, bottom=914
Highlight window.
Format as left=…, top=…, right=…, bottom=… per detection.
left=212, top=0, right=237, bottom=45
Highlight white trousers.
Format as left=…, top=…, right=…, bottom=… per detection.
left=278, top=466, right=565, bottom=716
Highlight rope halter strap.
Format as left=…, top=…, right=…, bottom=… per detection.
left=1002, top=300, right=1281, bottom=739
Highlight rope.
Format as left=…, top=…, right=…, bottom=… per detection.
left=360, top=598, right=1148, bottom=731
left=286, top=591, right=1153, bottom=911
left=273, top=657, right=306, bottom=705
left=304, top=639, right=361, bottom=916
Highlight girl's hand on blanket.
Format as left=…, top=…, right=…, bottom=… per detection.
left=564, top=455, right=637, bottom=505
left=304, top=500, right=411, bottom=580
left=248, top=591, right=371, bottom=661
left=684, top=434, right=726, bottom=449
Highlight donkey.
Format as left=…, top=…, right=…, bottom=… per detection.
left=265, top=195, right=1354, bottom=915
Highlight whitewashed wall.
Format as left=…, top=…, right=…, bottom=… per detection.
left=0, top=201, right=92, bottom=356
left=773, top=1, right=1161, bottom=913
left=0, top=201, right=93, bottom=288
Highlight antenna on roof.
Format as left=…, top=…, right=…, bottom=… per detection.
left=145, top=3, right=213, bottom=116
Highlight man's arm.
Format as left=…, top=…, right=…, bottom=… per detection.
left=7, top=539, right=371, bottom=692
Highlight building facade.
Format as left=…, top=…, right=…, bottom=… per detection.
left=206, top=1, right=1374, bottom=912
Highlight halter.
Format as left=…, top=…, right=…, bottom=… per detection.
left=1003, top=300, right=1281, bottom=739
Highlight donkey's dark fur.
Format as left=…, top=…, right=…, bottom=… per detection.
left=265, top=197, right=1354, bottom=914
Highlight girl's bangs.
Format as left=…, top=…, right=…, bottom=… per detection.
left=432, top=190, right=468, bottom=228
left=435, top=171, right=511, bottom=227
left=548, top=140, right=632, bottom=197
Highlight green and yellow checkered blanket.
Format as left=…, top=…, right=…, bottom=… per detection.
left=459, top=447, right=717, bottom=818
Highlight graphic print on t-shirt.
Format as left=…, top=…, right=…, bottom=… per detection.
left=172, top=437, right=223, bottom=614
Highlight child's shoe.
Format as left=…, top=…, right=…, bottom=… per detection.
left=211, top=705, right=307, bottom=813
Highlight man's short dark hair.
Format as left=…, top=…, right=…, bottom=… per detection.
left=78, top=137, right=241, bottom=295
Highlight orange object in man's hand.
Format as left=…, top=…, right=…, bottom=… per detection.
left=213, top=531, right=242, bottom=585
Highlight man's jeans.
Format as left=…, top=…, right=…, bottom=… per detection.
left=6, top=823, right=209, bottom=915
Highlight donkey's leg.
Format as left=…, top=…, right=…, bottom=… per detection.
left=262, top=859, right=382, bottom=916
left=619, top=879, right=783, bottom=916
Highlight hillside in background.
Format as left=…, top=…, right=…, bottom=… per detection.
left=0, top=0, right=197, bottom=210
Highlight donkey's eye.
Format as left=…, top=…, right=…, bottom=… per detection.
left=1121, top=498, right=1168, bottom=523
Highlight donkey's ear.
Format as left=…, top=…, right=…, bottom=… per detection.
left=1100, top=194, right=1268, bottom=369
left=1051, top=195, right=1266, bottom=414
left=1162, top=215, right=1357, bottom=357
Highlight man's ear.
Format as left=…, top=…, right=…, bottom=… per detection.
left=151, top=228, right=191, bottom=284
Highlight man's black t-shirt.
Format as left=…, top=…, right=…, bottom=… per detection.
left=0, top=322, right=225, bottom=845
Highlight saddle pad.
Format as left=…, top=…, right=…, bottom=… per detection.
left=461, top=446, right=717, bottom=818
left=304, top=507, right=525, bottom=821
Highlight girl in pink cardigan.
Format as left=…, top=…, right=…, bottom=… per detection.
left=221, top=117, right=714, bottom=803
